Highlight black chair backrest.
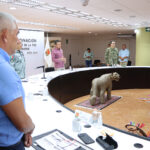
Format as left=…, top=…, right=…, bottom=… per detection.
left=127, top=61, right=132, bottom=66
left=45, top=67, right=55, bottom=72
left=94, top=60, right=101, bottom=65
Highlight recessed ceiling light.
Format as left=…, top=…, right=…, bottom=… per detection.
left=88, top=32, right=92, bottom=34
left=9, top=7, right=16, bottom=10
left=114, top=9, right=122, bottom=12
left=129, top=16, right=136, bottom=18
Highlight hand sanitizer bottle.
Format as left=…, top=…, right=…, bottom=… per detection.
left=72, top=110, right=81, bottom=132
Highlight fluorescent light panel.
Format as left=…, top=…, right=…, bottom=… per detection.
left=19, top=27, right=56, bottom=31
left=17, top=19, right=78, bottom=30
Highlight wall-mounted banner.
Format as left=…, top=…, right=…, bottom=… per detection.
left=18, top=30, right=44, bottom=77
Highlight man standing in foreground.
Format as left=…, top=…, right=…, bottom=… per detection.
left=52, top=40, right=66, bottom=71
left=0, top=12, right=35, bottom=149
left=105, top=41, right=119, bottom=66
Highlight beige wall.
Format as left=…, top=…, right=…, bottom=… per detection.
left=48, top=33, right=136, bottom=67
left=136, top=28, right=150, bottom=66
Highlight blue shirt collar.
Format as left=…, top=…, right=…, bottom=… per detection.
left=0, top=48, right=10, bottom=63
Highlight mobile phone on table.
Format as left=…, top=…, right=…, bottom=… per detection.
left=78, top=133, right=95, bottom=144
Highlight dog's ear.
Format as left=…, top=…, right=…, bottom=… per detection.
left=112, top=72, right=120, bottom=80
left=112, top=72, right=116, bottom=77
left=110, top=73, right=113, bottom=79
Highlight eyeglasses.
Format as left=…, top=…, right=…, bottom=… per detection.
left=125, top=124, right=147, bottom=137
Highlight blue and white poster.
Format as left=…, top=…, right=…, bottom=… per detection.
left=18, top=29, right=44, bottom=77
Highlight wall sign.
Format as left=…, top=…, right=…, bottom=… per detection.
left=18, top=30, right=44, bottom=77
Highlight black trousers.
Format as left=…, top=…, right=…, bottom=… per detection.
left=0, top=140, right=25, bottom=150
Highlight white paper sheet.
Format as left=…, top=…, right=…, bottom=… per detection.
left=35, top=131, right=91, bottom=150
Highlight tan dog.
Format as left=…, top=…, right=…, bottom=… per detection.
left=90, top=72, right=120, bottom=105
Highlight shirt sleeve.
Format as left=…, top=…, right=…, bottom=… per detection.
left=91, top=52, right=93, bottom=58
left=10, top=55, right=15, bottom=68
left=116, top=48, right=119, bottom=59
left=119, top=50, right=121, bottom=57
left=105, top=48, right=109, bottom=64
left=83, top=51, right=86, bottom=59
left=52, top=50, right=62, bottom=63
left=0, top=64, right=22, bottom=106
left=13, top=53, right=22, bottom=72
left=126, top=50, right=130, bottom=57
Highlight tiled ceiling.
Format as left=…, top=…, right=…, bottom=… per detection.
left=0, top=0, right=150, bottom=35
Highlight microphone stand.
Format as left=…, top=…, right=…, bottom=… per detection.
left=36, top=66, right=46, bottom=79
left=69, top=54, right=73, bottom=70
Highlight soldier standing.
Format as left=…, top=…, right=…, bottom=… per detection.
left=10, top=40, right=25, bottom=79
left=105, top=41, right=119, bottom=66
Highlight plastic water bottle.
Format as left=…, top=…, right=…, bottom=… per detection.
left=72, top=110, right=81, bottom=132
left=69, top=65, right=73, bottom=71
left=98, top=111, right=103, bottom=128
left=92, top=109, right=103, bottom=129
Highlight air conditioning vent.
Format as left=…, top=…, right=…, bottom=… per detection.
left=117, top=34, right=135, bottom=38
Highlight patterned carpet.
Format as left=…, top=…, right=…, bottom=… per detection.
left=75, top=95, right=121, bottom=110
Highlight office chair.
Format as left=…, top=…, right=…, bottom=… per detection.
left=127, top=60, right=132, bottom=66
left=45, top=67, right=55, bottom=72
left=93, top=60, right=101, bottom=66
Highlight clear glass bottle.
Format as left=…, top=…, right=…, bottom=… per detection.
left=72, top=110, right=82, bottom=132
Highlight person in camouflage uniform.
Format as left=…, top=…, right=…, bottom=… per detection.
left=10, top=40, right=25, bottom=79
left=105, top=41, right=119, bottom=66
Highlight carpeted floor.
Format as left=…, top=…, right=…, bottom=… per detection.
left=65, top=89, right=150, bottom=137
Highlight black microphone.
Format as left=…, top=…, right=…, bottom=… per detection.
left=69, top=54, right=72, bottom=66
left=69, top=54, right=73, bottom=70
left=36, top=65, right=45, bottom=69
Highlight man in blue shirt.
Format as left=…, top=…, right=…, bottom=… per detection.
left=0, top=12, right=35, bottom=149
left=119, top=44, right=130, bottom=67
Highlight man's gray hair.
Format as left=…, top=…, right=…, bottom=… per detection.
left=0, top=12, right=16, bottom=32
